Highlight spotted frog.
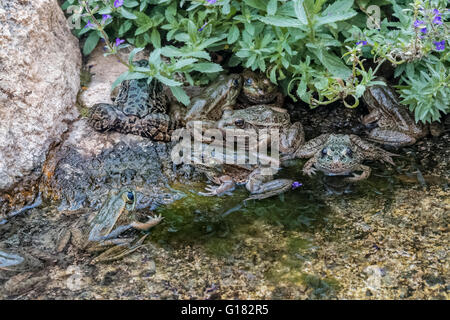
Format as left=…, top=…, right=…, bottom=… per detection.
left=57, top=189, right=163, bottom=263
left=89, top=60, right=179, bottom=141
left=283, top=134, right=396, bottom=181
left=217, top=104, right=304, bottom=155
left=191, top=144, right=294, bottom=200
left=362, top=77, right=428, bottom=147
left=236, top=69, right=285, bottom=109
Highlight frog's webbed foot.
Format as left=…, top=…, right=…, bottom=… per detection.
left=344, top=165, right=371, bottom=182
left=245, top=178, right=293, bottom=201
left=366, top=128, right=416, bottom=148
left=302, top=157, right=318, bottom=177
left=198, top=176, right=236, bottom=196
left=131, top=214, right=164, bottom=231
left=91, top=234, right=149, bottom=264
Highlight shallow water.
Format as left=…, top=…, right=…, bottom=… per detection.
left=0, top=138, right=448, bottom=299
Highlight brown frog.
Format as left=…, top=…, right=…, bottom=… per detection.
left=236, top=69, right=285, bottom=109
left=282, top=134, right=396, bottom=181
left=362, top=77, right=428, bottom=147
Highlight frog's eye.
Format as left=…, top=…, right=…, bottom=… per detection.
left=233, top=79, right=241, bottom=87
left=234, top=119, right=245, bottom=127
left=343, top=147, right=353, bottom=158
left=321, top=148, right=328, bottom=158
left=126, top=192, right=134, bottom=202
left=245, top=78, right=253, bottom=86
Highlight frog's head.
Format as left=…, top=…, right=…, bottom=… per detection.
left=315, top=136, right=359, bottom=175
left=241, top=70, right=278, bottom=104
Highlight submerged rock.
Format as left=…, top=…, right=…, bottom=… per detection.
left=0, top=0, right=81, bottom=211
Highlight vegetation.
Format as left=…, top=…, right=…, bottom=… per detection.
left=63, top=0, right=449, bottom=122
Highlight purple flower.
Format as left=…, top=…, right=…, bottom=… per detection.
left=115, top=38, right=125, bottom=47
left=413, top=20, right=424, bottom=28
left=356, top=40, right=368, bottom=46
left=102, top=14, right=112, bottom=23
left=114, top=0, right=124, bottom=8
left=198, top=22, right=209, bottom=31
left=291, top=181, right=303, bottom=189
left=433, top=15, right=443, bottom=25
left=432, top=9, right=440, bottom=15
left=84, top=20, right=95, bottom=29
left=433, top=40, right=445, bottom=51
left=206, top=0, right=217, bottom=4
left=420, top=27, right=428, bottom=34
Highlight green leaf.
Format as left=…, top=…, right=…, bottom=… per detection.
left=151, top=29, right=161, bottom=48
left=155, top=75, right=182, bottom=86
left=244, top=0, right=267, bottom=11
left=111, top=71, right=130, bottom=90
left=174, top=58, right=198, bottom=70
left=316, top=11, right=357, bottom=27
left=128, top=47, right=144, bottom=64
left=170, top=86, right=190, bottom=106
left=118, top=20, right=133, bottom=36
left=135, top=24, right=152, bottom=35
left=257, top=16, right=303, bottom=27
left=293, top=0, right=308, bottom=25
left=311, top=48, right=352, bottom=79
left=227, top=25, right=240, bottom=44
left=267, top=0, right=277, bottom=16
left=191, top=63, right=223, bottom=73
left=121, top=7, right=137, bottom=19
left=83, top=32, right=100, bottom=55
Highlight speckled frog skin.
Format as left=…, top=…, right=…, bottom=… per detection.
left=236, top=69, right=285, bottom=109
left=362, top=77, right=428, bottom=147
left=89, top=60, right=178, bottom=141
left=283, top=134, right=396, bottom=181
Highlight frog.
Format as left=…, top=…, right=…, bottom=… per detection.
left=236, top=69, right=285, bottom=110
left=191, top=143, right=295, bottom=200
left=89, top=60, right=179, bottom=142
left=57, top=189, right=163, bottom=263
left=184, top=73, right=243, bottom=124
left=282, top=134, right=397, bottom=181
left=216, top=104, right=305, bottom=155
left=362, top=77, right=428, bottom=147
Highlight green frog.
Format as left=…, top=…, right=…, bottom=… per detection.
left=362, top=77, right=428, bottom=147
left=89, top=60, right=178, bottom=141
left=217, top=104, right=305, bottom=155
left=57, top=189, right=163, bottom=263
left=236, top=69, right=285, bottom=109
left=283, top=134, right=396, bottom=181
left=191, top=144, right=294, bottom=200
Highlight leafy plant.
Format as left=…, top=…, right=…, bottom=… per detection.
left=62, top=0, right=449, bottom=122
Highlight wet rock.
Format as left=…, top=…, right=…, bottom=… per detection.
left=40, top=119, right=183, bottom=211
left=0, top=0, right=81, bottom=210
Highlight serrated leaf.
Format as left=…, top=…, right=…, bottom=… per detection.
left=192, top=63, right=223, bottom=73
left=257, top=16, right=303, bottom=27
left=155, top=75, right=182, bottom=86
left=293, top=0, right=308, bottom=25
left=170, top=86, right=190, bottom=106
left=174, top=58, right=198, bottom=69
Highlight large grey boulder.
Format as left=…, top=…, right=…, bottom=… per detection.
left=0, top=0, right=81, bottom=195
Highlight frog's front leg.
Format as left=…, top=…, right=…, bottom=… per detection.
left=360, top=108, right=381, bottom=125
left=302, top=155, right=319, bottom=176
left=245, top=168, right=293, bottom=200
left=88, top=103, right=120, bottom=132
left=345, top=164, right=371, bottom=182
left=281, top=134, right=328, bottom=162
left=279, top=122, right=305, bottom=155
left=199, top=175, right=236, bottom=196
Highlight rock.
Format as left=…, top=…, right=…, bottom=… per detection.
left=40, top=119, right=183, bottom=211
left=0, top=0, right=81, bottom=208
left=79, top=43, right=149, bottom=108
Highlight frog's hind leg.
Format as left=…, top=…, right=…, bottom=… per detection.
left=88, top=103, right=120, bottom=132
left=245, top=168, right=293, bottom=200
left=91, top=234, right=149, bottom=263
left=366, top=128, right=417, bottom=147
